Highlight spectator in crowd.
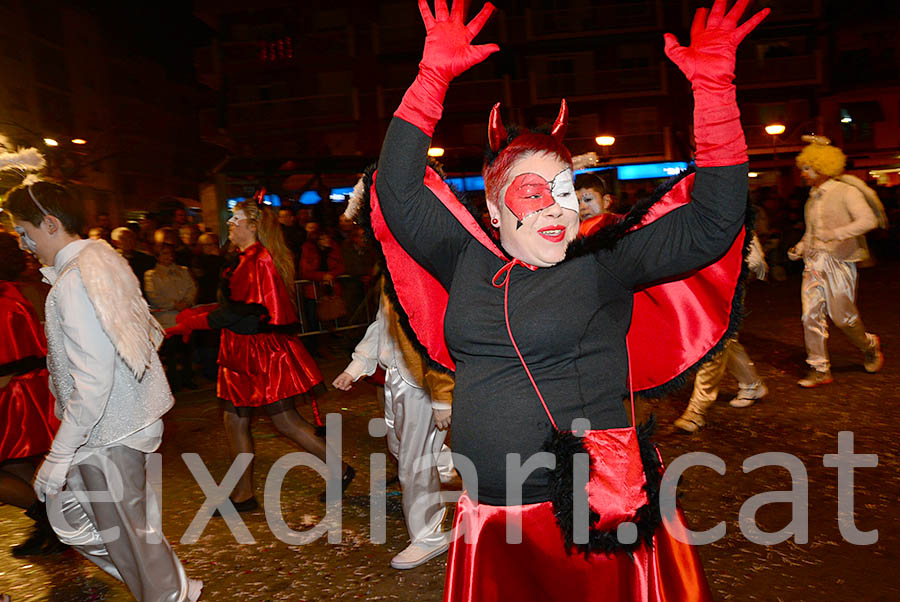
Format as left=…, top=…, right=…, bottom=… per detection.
left=91, top=212, right=112, bottom=242
left=295, top=207, right=315, bottom=231
left=154, top=226, right=192, bottom=266
left=179, top=224, right=202, bottom=255
left=111, top=226, right=156, bottom=291
left=137, top=214, right=159, bottom=254
left=191, top=232, right=225, bottom=381
left=173, top=207, right=190, bottom=228
left=145, top=244, right=198, bottom=391
left=278, top=207, right=305, bottom=257
left=87, top=227, right=105, bottom=241
left=339, top=214, right=377, bottom=320
left=300, top=225, right=345, bottom=353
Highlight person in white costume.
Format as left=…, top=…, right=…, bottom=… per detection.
left=675, top=235, right=768, bottom=433
left=334, top=286, right=456, bottom=570
left=3, top=180, right=202, bottom=602
left=789, top=136, right=887, bottom=387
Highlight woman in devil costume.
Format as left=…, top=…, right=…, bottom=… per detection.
left=166, top=201, right=353, bottom=509
left=0, top=232, right=62, bottom=556
left=365, top=1, right=768, bottom=600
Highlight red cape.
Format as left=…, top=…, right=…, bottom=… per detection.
left=368, top=167, right=747, bottom=395
left=0, top=281, right=59, bottom=460
left=226, top=242, right=298, bottom=325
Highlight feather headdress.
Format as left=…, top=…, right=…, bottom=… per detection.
left=0, top=147, right=46, bottom=175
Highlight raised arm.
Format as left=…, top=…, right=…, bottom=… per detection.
left=603, top=0, right=769, bottom=287
left=375, top=0, right=498, bottom=285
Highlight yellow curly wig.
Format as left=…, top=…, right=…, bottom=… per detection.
left=795, top=143, right=846, bottom=177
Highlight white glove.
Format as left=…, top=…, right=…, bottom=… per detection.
left=747, top=235, right=768, bottom=280
left=433, top=408, right=452, bottom=430
left=34, top=422, right=91, bottom=501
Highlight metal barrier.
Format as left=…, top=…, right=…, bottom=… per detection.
left=293, top=274, right=376, bottom=337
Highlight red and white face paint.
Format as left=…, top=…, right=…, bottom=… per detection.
left=504, top=167, right=577, bottom=228
left=489, top=154, right=579, bottom=268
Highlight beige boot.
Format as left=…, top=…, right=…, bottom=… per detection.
left=674, top=398, right=711, bottom=433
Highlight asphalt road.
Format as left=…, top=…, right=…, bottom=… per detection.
left=2, top=261, right=898, bottom=601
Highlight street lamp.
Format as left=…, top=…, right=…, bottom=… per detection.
left=427, top=147, right=444, bottom=157
left=765, top=123, right=785, bottom=158
left=43, top=137, right=59, bottom=147
left=595, top=135, right=615, bottom=161
left=71, top=138, right=87, bottom=145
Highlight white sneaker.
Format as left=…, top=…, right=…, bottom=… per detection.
left=187, top=579, right=203, bottom=602
left=729, top=381, right=767, bottom=408
left=390, top=535, right=451, bottom=570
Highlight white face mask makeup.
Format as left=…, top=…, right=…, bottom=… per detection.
left=227, top=209, right=248, bottom=225
left=549, top=168, right=577, bottom=213
left=14, top=225, right=39, bottom=253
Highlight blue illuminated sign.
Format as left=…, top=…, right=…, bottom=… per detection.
left=446, top=176, right=485, bottom=192
left=616, top=162, right=688, bottom=181
left=329, top=187, right=355, bottom=202
left=299, top=190, right=322, bottom=205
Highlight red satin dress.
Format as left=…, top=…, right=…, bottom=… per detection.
left=217, top=243, right=322, bottom=406
left=0, top=281, right=58, bottom=462
left=444, top=493, right=712, bottom=602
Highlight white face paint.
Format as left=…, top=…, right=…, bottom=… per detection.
left=14, top=225, right=39, bottom=253
left=550, top=168, right=577, bottom=213
left=227, top=209, right=248, bottom=225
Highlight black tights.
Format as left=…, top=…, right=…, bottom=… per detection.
left=221, top=397, right=346, bottom=502
left=0, top=457, right=39, bottom=510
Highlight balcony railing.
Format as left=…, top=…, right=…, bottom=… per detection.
left=737, top=54, right=821, bottom=89
left=226, top=92, right=359, bottom=125
left=526, top=1, right=661, bottom=38
left=531, top=63, right=666, bottom=102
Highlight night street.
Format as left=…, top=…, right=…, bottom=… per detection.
left=1, top=260, right=897, bottom=602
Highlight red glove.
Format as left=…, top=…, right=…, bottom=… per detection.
left=165, top=310, right=211, bottom=343
left=394, top=0, right=499, bottom=137
left=664, top=0, right=769, bottom=167
left=176, top=304, right=217, bottom=324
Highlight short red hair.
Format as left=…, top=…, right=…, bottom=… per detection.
left=483, top=132, right=573, bottom=208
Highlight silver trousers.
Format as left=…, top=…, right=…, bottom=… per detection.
left=801, top=253, right=875, bottom=371
left=690, top=337, right=761, bottom=408
left=47, top=445, right=190, bottom=602
left=382, top=367, right=452, bottom=544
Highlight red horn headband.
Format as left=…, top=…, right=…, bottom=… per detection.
left=488, top=102, right=508, bottom=153
left=550, top=99, right=568, bottom=141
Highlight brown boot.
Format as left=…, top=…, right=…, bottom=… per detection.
left=798, top=369, right=833, bottom=388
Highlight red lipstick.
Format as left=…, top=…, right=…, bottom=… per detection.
left=538, top=225, right=566, bottom=243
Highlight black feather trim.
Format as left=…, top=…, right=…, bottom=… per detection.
left=544, top=416, right=663, bottom=558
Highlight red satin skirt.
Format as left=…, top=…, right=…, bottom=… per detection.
left=217, top=330, right=322, bottom=407
left=0, top=369, right=58, bottom=462
left=444, top=493, right=712, bottom=602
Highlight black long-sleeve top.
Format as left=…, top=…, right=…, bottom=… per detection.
left=376, top=118, right=747, bottom=505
